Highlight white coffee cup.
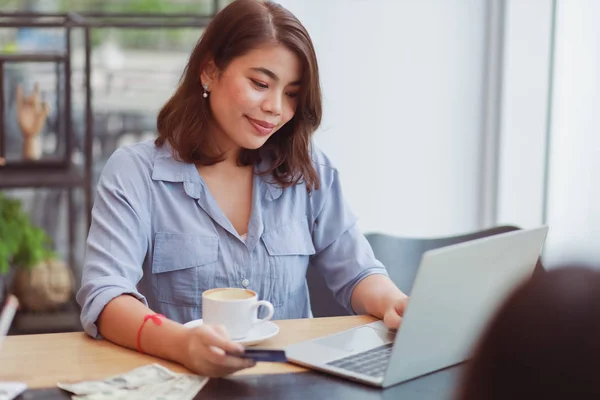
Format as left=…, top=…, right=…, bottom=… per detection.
left=202, top=288, right=274, bottom=340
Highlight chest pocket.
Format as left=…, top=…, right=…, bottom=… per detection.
left=261, top=216, right=316, bottom=307
left=151, top=232, right=219, bottom=307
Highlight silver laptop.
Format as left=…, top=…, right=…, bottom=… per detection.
left=287, top=226, right=549, bottom=388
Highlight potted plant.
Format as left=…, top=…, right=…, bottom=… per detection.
left=0, top=193, right=73, bottom=310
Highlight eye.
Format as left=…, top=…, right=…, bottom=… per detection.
left=251, top=79, right=268, bottom=89
left=286, top=92, right=299, bottom=98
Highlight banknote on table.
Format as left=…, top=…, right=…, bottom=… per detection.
left=57, top=363, right=177, bottom=395
left=0, top=382, right=27, bottom=400
left=70, top=374, right=209, bottom=400
left=57, top=363, right=208, bottom=400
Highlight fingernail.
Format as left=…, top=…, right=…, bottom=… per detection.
left=211, top=346, right=225, bottom=356
left=247, top=360, right=256, bottom=368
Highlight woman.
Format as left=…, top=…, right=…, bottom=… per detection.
left=77, top=0, right=408, bottom=377
left=456, top=266, right=600, bottom=399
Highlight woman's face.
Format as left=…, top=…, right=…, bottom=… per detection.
left=203, top=43, right=302, bottom=154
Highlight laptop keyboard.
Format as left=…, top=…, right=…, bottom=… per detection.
left=326, top=343, right=394, bottom=378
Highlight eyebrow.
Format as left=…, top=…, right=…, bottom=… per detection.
left=250, top=67, right=301, bottom=86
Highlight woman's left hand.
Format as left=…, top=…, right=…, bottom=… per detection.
left=382, top=296, right=409, bottom=330
left=351, top=275, right=410, bottom=329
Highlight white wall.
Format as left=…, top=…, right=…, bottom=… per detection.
left=278, top=0, right=488, bottom=237
left=496, top=0, right=600, bottom=268
left=496, top=0, right=553, bottom=228
left=544, top=0, right=600, bottom=267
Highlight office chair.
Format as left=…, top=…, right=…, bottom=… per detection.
left=307, top=225, right=545, bottom=317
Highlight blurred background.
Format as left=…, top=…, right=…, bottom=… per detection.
left=0, top=0, right=598, bottom=331
left=279, top=0, right=599, bottom=270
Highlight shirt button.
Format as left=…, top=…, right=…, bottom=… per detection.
left=241, top=279, right=250, bottom=288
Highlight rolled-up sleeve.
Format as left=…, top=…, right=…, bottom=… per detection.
left=76, top=148, right=151, bottom=338
left=309, top=165, right=389, bottom=314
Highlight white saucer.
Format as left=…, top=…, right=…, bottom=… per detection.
left=183, top=319, right=280, bottom=346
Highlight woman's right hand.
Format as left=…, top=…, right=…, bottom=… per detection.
left=178, top=324, right=256, bottom=377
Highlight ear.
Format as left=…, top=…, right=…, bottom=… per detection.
left=200, top=60, right=220, bottom=91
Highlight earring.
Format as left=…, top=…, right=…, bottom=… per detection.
left=202, top=84, right=209, bottom=98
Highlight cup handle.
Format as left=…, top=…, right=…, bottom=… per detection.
left=253, top=300, right=274, bottom=323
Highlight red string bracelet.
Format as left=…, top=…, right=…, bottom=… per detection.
left=136, top=313, right=165, bottom=354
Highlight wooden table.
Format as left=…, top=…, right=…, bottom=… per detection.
left=0, top=315, right=375, bottom=388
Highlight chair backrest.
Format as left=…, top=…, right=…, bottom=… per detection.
left=307, top=225, right=545, bottom=318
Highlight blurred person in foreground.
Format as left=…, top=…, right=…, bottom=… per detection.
left=456, top=266, right=600, bottom=400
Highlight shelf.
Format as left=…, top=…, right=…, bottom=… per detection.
left=0, top=167, right=85, bottom=189
left=0, top=53, right=67, bottom=63
left=0, top=159, right=70, bottom=169
left=8, top=300, right=82, bottom=335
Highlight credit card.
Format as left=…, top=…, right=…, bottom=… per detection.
left=228, top=348, right=287, bottom=362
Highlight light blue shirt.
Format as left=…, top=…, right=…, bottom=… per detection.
left=77, top=140, right=388, bottom=338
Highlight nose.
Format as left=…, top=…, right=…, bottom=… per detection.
left=261, top=91, right=283, bottom=116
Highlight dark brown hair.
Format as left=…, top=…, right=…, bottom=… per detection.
left=456, top=266, right=600, bottom=400
left=156, top=0, right=322, bottom=191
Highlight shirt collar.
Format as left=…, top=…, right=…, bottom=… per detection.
left=151, top=142, right=201, bottom=184
left=151, top=143, right=283, bottom=201
left=256, top=153, right=283, bottom=201
left=262, top=178, right=283, bottom=201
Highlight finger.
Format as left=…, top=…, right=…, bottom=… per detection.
left=211, top=325, right=245, bottom=357
left=213, top=325, right=230, bottom=339
left=200, top=345, right=254, bottom=371
left=221, top=363, right=254, bottom=376
left=383, top=310, right=403, bottom=330
left=23, top=93, right=35, bottom=107
left=16, top=84, right=23, bottom=109
left=204, top=363, right=252, bottom=378
left=199, top=326, right=244, bottom=354
left=195, top=344, right=229, bottom=367
left=41, top=102, right=50, bottom=118
left=208, top=344, right=225, bottom=358
left=395, top=297, right=409, bottom=315
left=32, top=83, right=41, bottom=109
left=207, top=346, right=255, bottom=369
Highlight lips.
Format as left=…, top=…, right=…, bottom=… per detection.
left=246, top=116, right=276, bottom=136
